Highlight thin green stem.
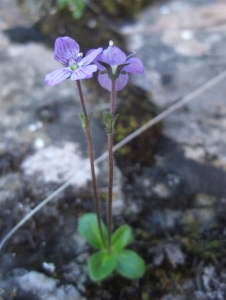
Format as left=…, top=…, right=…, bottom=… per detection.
left=107, top=80, right=116, bottom=254
left=76, top=80, right=105, bottom=246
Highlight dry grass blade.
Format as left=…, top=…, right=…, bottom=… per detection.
left=0, top=69, right=226, bottom=250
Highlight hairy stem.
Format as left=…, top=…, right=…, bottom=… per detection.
left=76, top=80, right=104, bottom=245
left=107, top=80, right=116, bottom=254
left=110, top=80, right=116, bottom=115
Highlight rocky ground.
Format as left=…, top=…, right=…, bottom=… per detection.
left=0, top=0, right=226, bottom=299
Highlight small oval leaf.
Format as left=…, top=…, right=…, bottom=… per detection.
left=111, top=225, right=133, bottom=252
left=88, top=251, right=116, bottom=281
left=78, top=213, right=107, bottom=249
left=115, top=250, right=146, bottom=279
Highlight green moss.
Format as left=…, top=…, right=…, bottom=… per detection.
left=93, top=0, right=152, bottom=19
left=38, top=5, right=124, bottom=52
left=114, top=85, right=161, bottom=167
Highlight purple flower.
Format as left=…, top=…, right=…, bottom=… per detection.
left=45, top=37, right=103, bottom=86
left=93, top=41, right=144, bottom=91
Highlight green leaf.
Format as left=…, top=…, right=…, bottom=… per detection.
left=79, top=112, right=93, bottom=129
left=78, top=213, right=107, bottom=249
left=79, top=112, right=86, bottom=129
left=88, top=251, right=116, bottom=281
left=115, top=250, right=146, bottom=279
left=103, top=111, right=112, bottom=133
left=57, top=0, right=68, bottom=9
left=111, top=225, right=133, bottom=252
left=102, top=112, right=119, bottom=134
left=56, top=0, right=86, bottom=19
left=71, top=0, right=86, bottom=19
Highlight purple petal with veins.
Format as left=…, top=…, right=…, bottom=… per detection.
left=54, top=37, right=80, bottom=65
left=89, top=52, right=105, bottom=71
left=98, top=73, right=112, bottom=91
left=101, top=45, right=126, bottom=66
left=123, top=57, right=144, bottom=74
left=81, top=47, right=103, bottom=66
left=98, top=73, right=128, bottom=91
left=115, top=73, right=129, bottom=91
left=70, top=65, right=97, bottom=80
left=45, top=68, right=72, bottom=86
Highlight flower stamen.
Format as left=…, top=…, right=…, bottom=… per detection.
left=69, top=60, right=79, bottom=71
left=126, top=51, right=136, bottom=60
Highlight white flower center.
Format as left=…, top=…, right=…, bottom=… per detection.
left=111, top=65, right=117, bottom=75
left=69, top=60, right=79, bottom=71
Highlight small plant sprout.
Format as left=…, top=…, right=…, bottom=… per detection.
left=46, top=37, right=145, bottom=281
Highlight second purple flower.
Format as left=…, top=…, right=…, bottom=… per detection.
left=93, top=41, right=144, bottom=91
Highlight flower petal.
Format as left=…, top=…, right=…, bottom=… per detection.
left=70, top=65, right=97, bottom=80
left=115, top=73, right=129, bottom=91
left=92, top=53, right=105, bottom=70
left=54, top=37, right=80, bottom=65
left=98, top=73, right=112, bottom=91
left=45, top=68, right=72, bottom=86
left=101, top=45, right=126, bottom=66
left=98, top=72, right=128, bottom=91
left=81, top=48, right=103, bottom=66
left=123, top=57, right=144, bottom=74
left=86, top=50, right=105, bottom=70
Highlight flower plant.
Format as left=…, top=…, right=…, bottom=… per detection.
left=46, top=37, right=145, bottom=281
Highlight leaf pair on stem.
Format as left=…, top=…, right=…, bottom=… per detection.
left=78, top=213, right=146, bottom=281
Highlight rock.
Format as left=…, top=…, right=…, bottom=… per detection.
left=152, top=183, right=171, bottom=199
left=21, top=142, right=97, bottom=187
left=61, top=260, right=88, bottom=290
left=153, top=245, right=164, bottom=266
left=161, top=295, right=186, bottom=300
left=157, top=144, right=226, bottom=198
left=194, top=194, right=216, bottom=208
left=164, top=243, right=185, bottom=267
left=153, top=243, right=185, bottom=267
left=185, top=208, right=216, bottom=230
left=133, top=165, right=182, bottom=203
left=0, top=173, right=24, bottom=203
left=97, top=158, right=125, bottom=216
left=37, top=104, right=59, bottom=123
left=42, top=262, right=56, bottom=275
left=0, top=139, right=30, bottom=176
left=14, top=271, right=86, bottom=300
left=122, top=0, right=226, bottom=174
left=148, top=209, right=183, bottom=235
left=194, top=266, right=226, bottom=300
left=160, top=279, right=195, bottom=300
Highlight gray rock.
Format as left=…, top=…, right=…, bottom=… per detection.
left=194, top=194, right=217, bottom=208
left=185, top=207, right=216, bottom=230
left=153, top=242, right=185, bottom=267
left=14, top=271, right=86, bottom=300
left=21, top=142, right=96, bottom=187
left=61, top=260, right=88, bottom=291
left=164, top=243, right=185, bottom=267
left=122, top=0, right=226, bottom=172
left=149, top=209, right=183, bottom=235
left=161, top=296, right=186, bottom=300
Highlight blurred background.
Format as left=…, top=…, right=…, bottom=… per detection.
left=0, top=0, right=226, bottom=299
